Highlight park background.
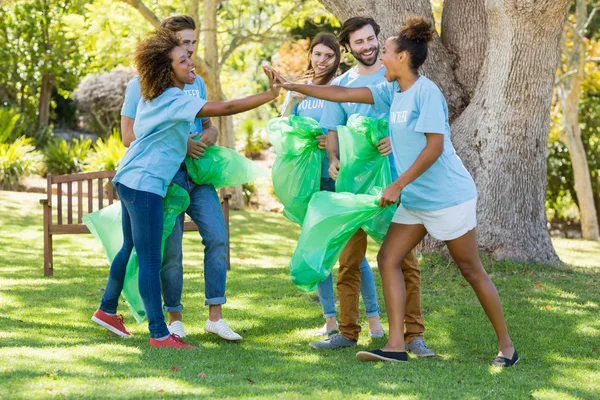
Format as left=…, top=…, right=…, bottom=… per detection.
left=0, top=0, right=599, bottom=398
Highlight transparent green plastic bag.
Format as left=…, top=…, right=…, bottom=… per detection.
left=335, top=114, right=395, bottom=243
left=84, top=184, right=190, bottom=323
left=289, top=190, right=395, bottom=291
left=336, top=114, right=391, bottom=194
left=266, top=115, right=325, bottom=225
left=184, top=139, right=266, bottom=189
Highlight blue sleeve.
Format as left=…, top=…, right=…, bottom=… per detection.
left=121, top=77, right=141, bottom=119
left=415, top=85, right=449, bottom=135
left=168, top=93, right=207, bottom=123
left=367, top=81, right=394, bottom=115
left=195, top=77, right=208, bottom=122
left=319, top=101, right=347, bottom=131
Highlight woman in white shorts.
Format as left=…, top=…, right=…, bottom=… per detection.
left=268, top=16, right=517, bottom=367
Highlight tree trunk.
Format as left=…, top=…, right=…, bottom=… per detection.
left=441, top=0, right=487, bottom=96
left=202, top=0, right=244, bottom=209
left=37, top=72, right=54, bottom=128
left=320, top=0, right=572, bottom=262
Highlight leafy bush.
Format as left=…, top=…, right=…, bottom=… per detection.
left=0, top=108, right=23, bottom=144
left=43, top=137, right=93, bottom=176
left=85, top=130, right=126, bottom=171
left=0, top=136, right=42, bottom=190
left=73, top=67, right=136, bottom=136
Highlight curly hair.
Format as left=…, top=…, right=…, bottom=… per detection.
left=392, top=17, right=435, bottom=72
left=134, top=29, right=181, bottom=101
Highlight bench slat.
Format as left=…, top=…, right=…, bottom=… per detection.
left=51, top=170, right=116, bottom=184
left=57, top=183, right=62, bottom=225
left=78, top=181, right=83, bottom=223
left=98, top=178, right=103, bottom=210
left=88, top=179, right=93, bottom=214
left=67, top=182, right=73, bottom=224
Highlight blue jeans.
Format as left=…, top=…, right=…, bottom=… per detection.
left=160, top=168, right=228, bottom=310
left=316, top=178, right=380, bottom=319
left=100, top=184, right=170, bottom=339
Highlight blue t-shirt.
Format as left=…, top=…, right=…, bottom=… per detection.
left=292, top=94, right=330, bottom=178
left=113, top=88, right=207, bottom=197
left=368, top=76, right=477, bottom=211
left=319, top=66, right=397, bottom=179
left=121, top=75, right=207, bottom=134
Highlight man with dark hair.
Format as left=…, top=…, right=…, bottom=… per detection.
left=309, top=16, right=434, bottom=357
left=117, top=15, right=242, bottom=342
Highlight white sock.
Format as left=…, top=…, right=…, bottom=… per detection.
left=156, top=334, right=171, bottom=341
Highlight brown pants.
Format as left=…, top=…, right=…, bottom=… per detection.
left=337, top=230, right=424, bottom=342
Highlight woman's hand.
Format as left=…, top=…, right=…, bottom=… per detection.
left=377, top=137, right=392, bottom=156
left=263, top=66, right=281, bottom=97
left=328, top=158, right=340, bottom=181
left=316, top=135, right=327, bottom=150
left=265, top=67, right=294, bottom=90
left=379, top=183, right=402, bottom=207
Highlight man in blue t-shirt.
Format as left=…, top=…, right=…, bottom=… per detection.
left=309, top=17, right=434, bottom=357
left=120, top=15, right=241, bottom=341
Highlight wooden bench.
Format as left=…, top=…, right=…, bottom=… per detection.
left=40, top=170, right=231, bottom=276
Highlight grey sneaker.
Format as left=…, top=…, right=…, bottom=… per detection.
left=310, top=333, right=357, bottom=349
left=406, top=337, right=435, bottom=357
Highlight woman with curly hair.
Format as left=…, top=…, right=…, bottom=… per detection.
left=269, top=17, right=518, bottom=366
left=92, top=28, right=280, bottom=348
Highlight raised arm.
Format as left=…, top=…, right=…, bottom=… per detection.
left=267, top=66, right=374, bottom=105
left=197, top=66, right=280, bottom=118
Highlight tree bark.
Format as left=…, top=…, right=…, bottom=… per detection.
left=37, top=72, right=54, bottom=128
left=202, top=0, right=245, bottom=209
left=554, top=1, right=600, bottom=241
left=441, top=0, right=487, bottom=96
left=320, top=0, right=572, bottom=262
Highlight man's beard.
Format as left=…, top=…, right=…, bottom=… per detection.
left=350, top=45, right=380, bottom=67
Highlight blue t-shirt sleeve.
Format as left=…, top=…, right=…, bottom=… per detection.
left=367, top=81, right=394, bottom=115
left=415, top=85, right=449, bottom=135
left=319, top=101, right=346, bottom=131
left=121, top=77, right=141, bottom=119
left=168, top=93, right=207, bottom=123
left=195, top=77, right=208, bottom=122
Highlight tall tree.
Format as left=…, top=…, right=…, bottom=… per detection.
left=555, top=0, right=599, bottom=241
left=119, top=0, right=303, bottom=209
left=320, top=0, right=573, bottom=263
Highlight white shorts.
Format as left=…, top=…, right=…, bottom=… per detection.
left=392, top=197, right=478, bottom=241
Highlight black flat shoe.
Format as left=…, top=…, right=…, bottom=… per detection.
left=491, top=349, right=520, bottom=367
left=356, top=349, right=408, bottom=362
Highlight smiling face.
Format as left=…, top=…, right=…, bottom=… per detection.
left=310, top=43, right=337, bottom=77
left=346, top=24, right=380, bottom=67
left=176, top=29, right=197, bottom=58
left=380, top=37, right=407, bottom=82
left=170, top=45, right=196, bottom=88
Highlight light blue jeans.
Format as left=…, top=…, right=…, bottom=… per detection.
left=160, top=168, right=228, bottom=311
left=316, top=178, right=380, bottom=319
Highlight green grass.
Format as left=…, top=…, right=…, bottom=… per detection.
left=1, top=191, right=599, bottom=399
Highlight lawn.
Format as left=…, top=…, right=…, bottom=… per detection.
left=0, top=191, right=599, bottom=399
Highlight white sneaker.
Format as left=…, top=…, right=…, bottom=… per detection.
left=167, top=321, right=187, bottom=338
left=204, top=319, right=242, bottom=341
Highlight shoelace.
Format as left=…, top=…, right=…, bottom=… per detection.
left=116, top=314, right=126, bottom=326
left=170, top=334, right=184, bottom=343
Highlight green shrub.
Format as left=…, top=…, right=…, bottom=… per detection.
left=85, top=130, right=126, bottom=172
left=0, top=108, right=23, bottom=144
left=43, top=137, right=93, bottom=176
left=0, top=136, right=42, bottom=190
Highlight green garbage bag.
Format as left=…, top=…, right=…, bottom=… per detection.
left=336, top=114, right=391, bottom=194
left=266, top=115, right=325, bottom=225
left=84, top=184, right=190, bottom=323
left=289, top=190, right=395, bottom=291
left=335, top=114, right=395, bottom=243
left=184, top=136, right=266, bottom=189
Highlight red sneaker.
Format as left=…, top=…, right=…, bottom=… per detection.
left=91, top=309, right=132, bottom=337
left=149, top=334, right=195, bottom=348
